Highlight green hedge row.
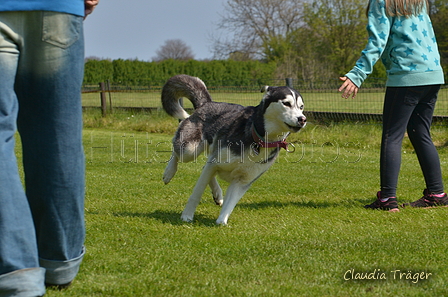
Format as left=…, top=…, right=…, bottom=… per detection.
left=83, top=59, right=278, bottom=87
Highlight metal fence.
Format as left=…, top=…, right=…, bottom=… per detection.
left=82, top=79, right=448, bottom=124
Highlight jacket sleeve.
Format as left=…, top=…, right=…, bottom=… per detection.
left=345, top=0, right=391, bottom=88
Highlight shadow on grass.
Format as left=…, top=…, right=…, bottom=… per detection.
left=237, top=198, right=372, bottom=209
left=113, top=210, right=217, bottom=226
left=113, top=198, right=375, bottom=226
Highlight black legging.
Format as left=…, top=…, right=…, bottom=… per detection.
left=380, top=85, right=444, bottom=198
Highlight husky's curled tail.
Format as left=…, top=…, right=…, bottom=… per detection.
left=161, top=74, right=212, bottom=120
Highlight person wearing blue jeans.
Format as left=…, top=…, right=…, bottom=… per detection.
left=0, top=1, right=98, bottom=295
left=338, top=0, right=446, bottom=211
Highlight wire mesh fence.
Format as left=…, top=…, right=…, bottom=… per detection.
left=82, top=78, right=448, bottom=124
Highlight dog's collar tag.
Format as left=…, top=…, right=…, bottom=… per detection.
left=251, top=125, right=290, bottom=151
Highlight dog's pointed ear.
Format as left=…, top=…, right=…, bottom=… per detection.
left=261, top=86, right=271, bottom=93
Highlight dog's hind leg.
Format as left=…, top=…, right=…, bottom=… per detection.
left=209, top=176, right=223, bottom=206
left=163, top=153, right=178, bottom=184
left=163, top=140, right=203, bottom=184
left=216, top=182, right=251, bottom=225
left=181, top=163, right=216, bottom=222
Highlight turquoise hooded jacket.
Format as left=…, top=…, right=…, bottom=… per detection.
left=345, top=0, right=444, bottom=87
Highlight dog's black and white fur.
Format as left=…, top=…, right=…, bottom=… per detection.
left=162, top=74, right=306, bottom=225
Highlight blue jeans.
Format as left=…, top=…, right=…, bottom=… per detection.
left=0, top=11, right=85, bottom=295
left=380, top=85, right=444, bottom=198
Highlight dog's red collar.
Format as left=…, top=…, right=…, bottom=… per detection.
left=251, top=125, right=289, bottom=151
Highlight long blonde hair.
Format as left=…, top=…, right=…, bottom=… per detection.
left=367, top=0, right=429, bottom=17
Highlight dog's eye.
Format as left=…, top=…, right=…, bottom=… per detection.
left=300, top=105, right=304, bottom=110
left=282, top=101, right=292, bottom=107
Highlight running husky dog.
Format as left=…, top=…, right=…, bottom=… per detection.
left=162, top=74, right=306, bottom=225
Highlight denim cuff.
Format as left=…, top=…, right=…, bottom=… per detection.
left=39, top=246, right=86, bottom=285
left=0, top=268, right=46, bottom=297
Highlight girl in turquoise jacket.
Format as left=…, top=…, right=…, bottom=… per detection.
left=339, top=0, right=446, bottom=211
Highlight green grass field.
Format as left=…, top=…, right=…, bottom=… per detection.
left=82, top=88, right=448, bottom=116
left=30, top=113, right=448, bottom=296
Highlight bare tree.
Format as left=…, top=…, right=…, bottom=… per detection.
left=212, top=0, right=306, bottom=59
left=153, top=39, right=195, bottom=61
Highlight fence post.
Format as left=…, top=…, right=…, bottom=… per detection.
left=285, top=78, right=293, bottom=89
left=106, top=79, right=113, bottom=114
left=99, top=82, right=107, bottom=117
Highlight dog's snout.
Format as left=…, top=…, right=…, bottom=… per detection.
left=298, top=115, right=307, bottom=125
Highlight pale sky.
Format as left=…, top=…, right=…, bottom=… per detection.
left=84, top=0, right=226, bottom=61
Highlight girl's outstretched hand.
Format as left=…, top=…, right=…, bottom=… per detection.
left=338, top=77, right=359, bottom=99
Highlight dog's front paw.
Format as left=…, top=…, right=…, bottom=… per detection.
left=215, top=217, right=229, bottom=225
left=215, top=219, right=228, bottom=226
left=216, top=212, right=230, bottom=225
left=181, top=213, right=194, bottom=223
